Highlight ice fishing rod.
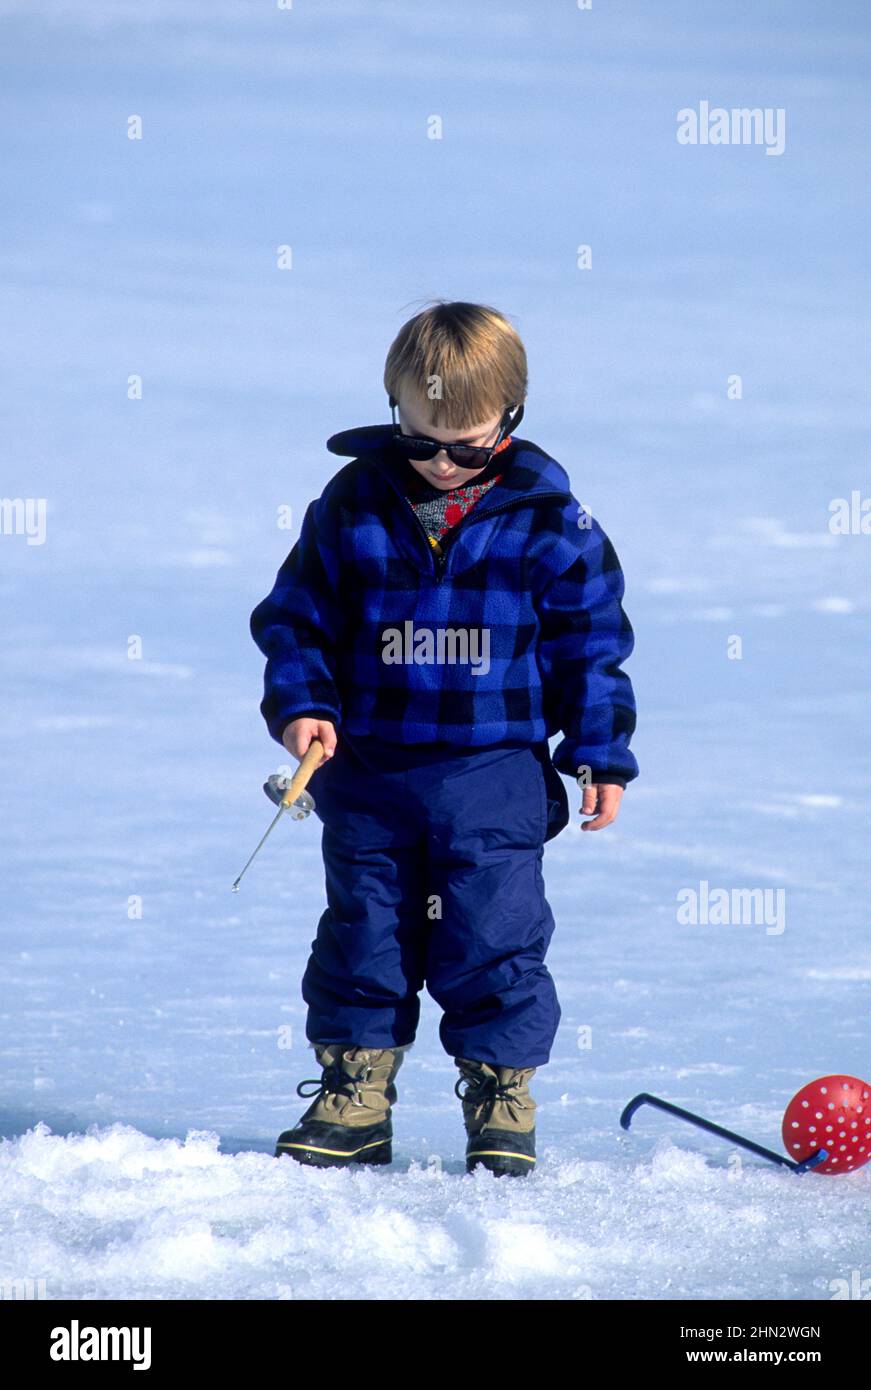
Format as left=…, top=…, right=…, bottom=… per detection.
left=620, top=1091, right=831, bottom=1175
left=231, top=738, right=324, bottom=892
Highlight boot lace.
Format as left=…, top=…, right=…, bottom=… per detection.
left=454, top=1068, right=530, bottom=1121
left=297, top=1059, right=371, bottom=1107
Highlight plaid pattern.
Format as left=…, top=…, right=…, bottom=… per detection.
left=250, top=427, right=638, bottom=785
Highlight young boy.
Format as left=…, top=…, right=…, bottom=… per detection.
left=250, top=301, right=638, bottom=1177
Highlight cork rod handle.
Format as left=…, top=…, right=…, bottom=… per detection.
left=280, top=738, right=326, bottom=808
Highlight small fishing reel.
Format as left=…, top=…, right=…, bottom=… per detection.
left=263, top=773, right=316, bottom=820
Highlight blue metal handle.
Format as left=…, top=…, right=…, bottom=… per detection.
left=620, top=1092, right=828, bottom=1175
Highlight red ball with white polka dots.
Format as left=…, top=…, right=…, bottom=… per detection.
left=782, top=1075, right=871, bottom=1174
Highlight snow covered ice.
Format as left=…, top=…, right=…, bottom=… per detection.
left=3, top=1121, right=870, bottom=1301
left=2, top=1, right=870, bottom=1301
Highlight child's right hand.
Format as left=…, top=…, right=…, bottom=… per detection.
left=282, top=717, right=337, bottom=768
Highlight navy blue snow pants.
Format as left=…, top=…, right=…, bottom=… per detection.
left=300, top=735, right=569, bottom=1069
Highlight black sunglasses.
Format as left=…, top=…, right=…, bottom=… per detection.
left=389, top=396, right=523, bottom=469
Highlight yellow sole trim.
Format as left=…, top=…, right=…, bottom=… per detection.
left=468, top=1149, right=536, bottom=1163
left=276, top=1137, right=390, bottom=1158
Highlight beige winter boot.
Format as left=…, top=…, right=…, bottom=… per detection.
left=454, top=1058, right=537, bottom=1176
left=275, top=1043, right=409, bottom=1167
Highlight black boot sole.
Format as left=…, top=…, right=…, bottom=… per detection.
left=466, top=1129, right=536, bottom=1177
left=275, top=1120, right=392, bottom=1168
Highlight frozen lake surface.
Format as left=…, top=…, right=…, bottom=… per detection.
left=1, top=0, right=869, bottom=1300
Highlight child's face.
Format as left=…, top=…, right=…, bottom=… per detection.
left=397, top=397, right=504, bottom=491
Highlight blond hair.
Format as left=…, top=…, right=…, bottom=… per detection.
left=383, top=300, right=527, bottom=429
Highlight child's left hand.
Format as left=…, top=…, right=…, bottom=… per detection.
left=579, top=783, right=624, bottom=832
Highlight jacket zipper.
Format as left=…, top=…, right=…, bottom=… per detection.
left=372, top=459, right=571, bottom=583
left=433, top=491, right=572, bottom=582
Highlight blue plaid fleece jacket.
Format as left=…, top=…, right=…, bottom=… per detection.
left=250, top=425, right=639, bottom=787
